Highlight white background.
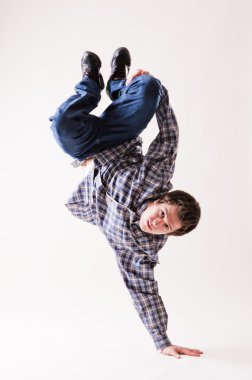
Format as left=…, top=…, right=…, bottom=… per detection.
left=1, top=0, right=252, bottom=379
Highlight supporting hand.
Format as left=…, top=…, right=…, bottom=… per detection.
left=160, top=345, right=203, bottom=359
left=126, top=69, right=150, bottom=86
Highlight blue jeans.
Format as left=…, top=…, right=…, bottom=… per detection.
left=50, top=74, right=162, bottom=161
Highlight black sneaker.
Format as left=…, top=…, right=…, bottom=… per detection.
left=81, top=51, right=104, bottom=91
left=106, top=47, right=131, bottom=99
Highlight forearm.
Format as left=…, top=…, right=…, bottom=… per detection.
left=131, top=290, right=172, bottom=350
left=115, top=250, right=172, bottom=350
left=144, top=85, right=179, bottom=163
left=156, top=85, right=179, bottom=148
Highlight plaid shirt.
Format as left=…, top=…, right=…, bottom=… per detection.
left=66, top=85, right=179, bottom=350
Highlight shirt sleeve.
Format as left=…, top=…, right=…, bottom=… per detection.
left=143, top=85, right=179, bottom=184
left=65, top=179, right=96, bottom=226
left=115, top=248, right=172, bottom=350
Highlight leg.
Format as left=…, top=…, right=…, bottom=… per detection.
left=98, top=74, right=161, bottom=149
left=50, top=77, right=103, bottom=160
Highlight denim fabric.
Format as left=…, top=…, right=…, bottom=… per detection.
left=50, top=74, right=162, bottom=161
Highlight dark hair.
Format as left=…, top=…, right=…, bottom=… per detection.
left=158, top=190, right=201, bottom=236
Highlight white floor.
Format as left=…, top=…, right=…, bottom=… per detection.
left=1, top=222, right=251, bottom=380
left=0, top=311, right=251, bottom=380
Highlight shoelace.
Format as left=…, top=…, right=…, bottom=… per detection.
left=111, top=64, right=129, bottom=80
left=82, top=66, right=104, bottom=90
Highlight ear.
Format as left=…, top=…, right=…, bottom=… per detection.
left=153, top=199, right=161, bottom=205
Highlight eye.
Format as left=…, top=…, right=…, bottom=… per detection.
left=161, top=210, right=169, bottom=229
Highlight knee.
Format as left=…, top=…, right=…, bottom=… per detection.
left=142, top=75, right=161, bottom=99
left=50, top=114, right=66, bottom=137
left=139, top=75, right=161, bottom=110
left=51, top=113, right=80, bottom=141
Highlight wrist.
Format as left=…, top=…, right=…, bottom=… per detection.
left=154, top=335, right=172, bottom=351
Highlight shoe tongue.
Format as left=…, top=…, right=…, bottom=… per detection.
left=112, top=65, right=128, bottom=80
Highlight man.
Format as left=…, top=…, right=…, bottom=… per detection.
left=50, top=48, right=203, bottom=359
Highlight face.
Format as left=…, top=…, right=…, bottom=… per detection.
left=139, top=200, right=182, bottom=235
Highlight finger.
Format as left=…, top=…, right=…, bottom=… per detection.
left=180, top=350, right=202, bottom=357
left=136, top=69, right=150, bottom=75
left=126, top=71, right=140, bottom=84
left=191, top=349, right=203, bottom=354
left=126, top=74, right=140, bottom=86
left=132, top=69, right=149, bottom=78
left=184, top=348, right=203, bottom=353
left=132, top=69, right=142, bottom=77
left=126, top=69, right=150, bottom=85
left=126, top=76, right=134, bottom=86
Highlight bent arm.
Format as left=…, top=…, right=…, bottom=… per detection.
left=144, top=85, right=179, bottom=180
left=115, top=248, right=172, bottom=350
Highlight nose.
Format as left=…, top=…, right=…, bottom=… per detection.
left=153, top=218, right=162, bottom=227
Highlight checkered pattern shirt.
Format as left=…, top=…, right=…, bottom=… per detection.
left=66, top=85, right=179, bottom=350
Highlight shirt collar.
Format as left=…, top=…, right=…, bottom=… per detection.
left=135, top=200, right=150, bottom=218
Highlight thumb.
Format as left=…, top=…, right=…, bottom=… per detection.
left=170, top=348, right=181, bottom=359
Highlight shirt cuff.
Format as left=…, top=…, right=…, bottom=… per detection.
left=153, top=334, right=172, bottom=350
